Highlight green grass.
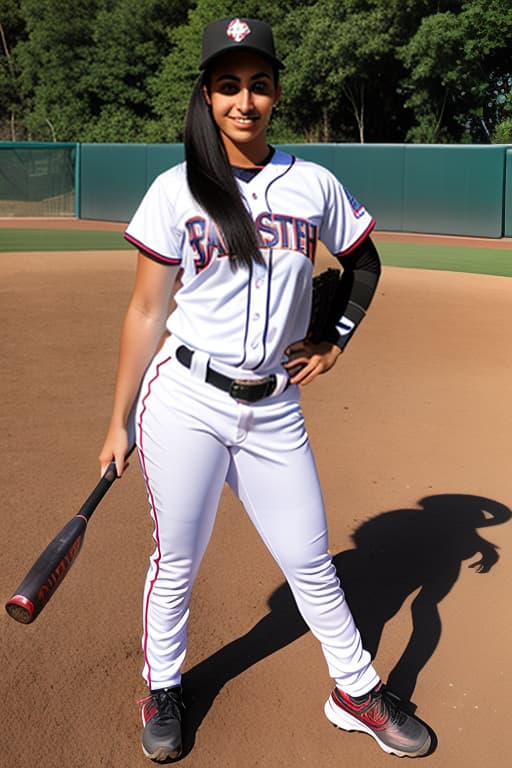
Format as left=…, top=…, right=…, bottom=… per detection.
left=0, top=228, right=127, bottom=251
left=378, top=242, right=512, bottom=277
left=1, top=226, right=511, bottom=276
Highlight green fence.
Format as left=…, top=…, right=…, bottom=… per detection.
left=79, top=142, right=512, bottom=238
left=279, top=143, right=507, bottom=238
left=79, top=143, right=184, bottom=222
left=505, top=149, right=512, bottom=238
left=1, top=142, right=511, bottom=239
left=0, top=142, right=77, bottom=217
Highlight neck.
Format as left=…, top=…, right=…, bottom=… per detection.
left=222, top=137, right=271, bottom=168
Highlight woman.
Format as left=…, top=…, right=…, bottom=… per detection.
left=100, top=17, right=431, bottom=762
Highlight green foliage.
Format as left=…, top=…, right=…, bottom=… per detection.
left=15, top=0, right=104, bottom=140
left=279, top=0, right=397, bottom=142
left=80, top=0, right=192, bottom=142
left=492, top=119, right=512, bottom=144
left=399, top=0, right=512, bottom=142
left=0, top=0, right=29, bottom=139
left=1, top=0, right=510, bottom=144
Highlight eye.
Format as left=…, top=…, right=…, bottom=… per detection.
left=252, top=81, right=271, bottom=94
left=218, top=82, right=239, bottom=95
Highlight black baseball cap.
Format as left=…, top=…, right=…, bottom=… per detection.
left=199, top=18, right=284, bottom=71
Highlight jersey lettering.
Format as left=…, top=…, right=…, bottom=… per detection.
left=185, top=217, right=228, bottom=269
left=185, top=212, right=318, bottom=271
left=255, top=213, right=317, bottom=262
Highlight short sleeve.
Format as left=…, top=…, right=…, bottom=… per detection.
left=124, top=174, right=182, bottom=265
left=319, top=174, right=375, bottom=257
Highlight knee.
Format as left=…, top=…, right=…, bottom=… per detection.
left=287, top=553, right=342, bottom=597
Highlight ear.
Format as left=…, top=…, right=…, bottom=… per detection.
left=202, top=84, right=212, bottom=106
left=274, top=83, right=282, bottom=106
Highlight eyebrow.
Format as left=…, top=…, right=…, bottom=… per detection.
left=214, top=72, right=272, bottom=83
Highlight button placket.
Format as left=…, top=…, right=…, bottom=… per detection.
left=245, top=261, right=268, bottom=365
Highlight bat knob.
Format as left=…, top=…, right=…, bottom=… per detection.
left=5, top=595, right=35, bottom=624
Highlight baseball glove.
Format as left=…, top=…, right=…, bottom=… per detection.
left=308, top=267, right=343, bottom=344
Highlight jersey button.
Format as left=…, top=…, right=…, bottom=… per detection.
left=255, top=279, right=263, bottom=288
left=253, top=313, right=261, bottom=321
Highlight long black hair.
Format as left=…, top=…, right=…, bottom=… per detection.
left=184, top=74, right=265, bottom=270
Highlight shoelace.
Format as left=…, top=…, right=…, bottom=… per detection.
left=369, top=687, right=407, bottom=727
left=138, top=688, right=184, bottom=724
left=154, top=689, right=183, bottom=723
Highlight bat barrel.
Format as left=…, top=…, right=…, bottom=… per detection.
left=5, top=443, right=135, bottom=624
left=5, top=515, right=88, bottom=623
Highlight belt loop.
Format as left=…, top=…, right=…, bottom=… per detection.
left=189, top=349, right=210, bottom=382
left=272, top=372, right=289, bottom=397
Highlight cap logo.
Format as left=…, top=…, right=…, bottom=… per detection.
left=226, top=18, right=251, bottom=43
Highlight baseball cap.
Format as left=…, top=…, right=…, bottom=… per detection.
left=199, top=18, right=284, bottom=71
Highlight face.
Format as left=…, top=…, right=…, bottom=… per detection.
left=204, top=51, right=281, bottom=164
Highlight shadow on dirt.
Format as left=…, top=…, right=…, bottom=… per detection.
left=179, top=494, right=510, bottom=759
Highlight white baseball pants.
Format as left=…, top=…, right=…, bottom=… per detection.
left=135, top=341, right=379, bottom=697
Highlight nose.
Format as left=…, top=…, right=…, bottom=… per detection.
left=237, top=88, right=254, bottom=114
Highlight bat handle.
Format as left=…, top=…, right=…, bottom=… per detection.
left=78, top=441, right=135, bottom=522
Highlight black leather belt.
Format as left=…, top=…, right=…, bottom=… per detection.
left=175, top=345, right=277, bottom=404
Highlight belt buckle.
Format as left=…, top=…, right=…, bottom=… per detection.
left=229, top=377, right=274, bottom=403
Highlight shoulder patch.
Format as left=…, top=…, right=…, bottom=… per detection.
left=344, top=186, right=366, bottom=219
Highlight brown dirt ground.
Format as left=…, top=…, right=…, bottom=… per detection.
left=1, top=224, right=512, bottom=768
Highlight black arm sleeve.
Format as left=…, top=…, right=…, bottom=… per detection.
left=333, top=236, right=381, bottom=350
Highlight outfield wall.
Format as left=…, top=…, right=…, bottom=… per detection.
left=79, top=143, right=184, bottom=223
left=1, top=142, right=511, bottom=238
left=78, top=143, right=511, bottom=239
left=505, top=149, right=512, bottom=238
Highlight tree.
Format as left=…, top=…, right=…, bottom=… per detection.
left=80, top=0, right=191, bottom=142
left=399, top=0, right=512, bottom=142
left=4, top=0, right=507, bottom=145
left=15, top=0, right=104, bottom=140
left=279, top=0, right=408, bottom=143
left=0, top=0, right=27, bottom=139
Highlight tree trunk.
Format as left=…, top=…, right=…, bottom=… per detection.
left=323, top=107, right=330, bottom=142
left=343, top=80, right=366, bottom=143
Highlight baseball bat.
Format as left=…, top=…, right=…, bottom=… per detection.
left=5, top=430, right=136, bottom=625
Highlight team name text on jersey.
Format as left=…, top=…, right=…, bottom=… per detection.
left=185, top=212, right=318, bottom=270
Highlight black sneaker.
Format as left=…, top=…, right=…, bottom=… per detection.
left=139, top=685, right=184, bottom=761
left=324, top=682, right=431, bottom=757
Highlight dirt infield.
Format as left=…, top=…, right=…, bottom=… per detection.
left=1, top=244, right=512, bottom=768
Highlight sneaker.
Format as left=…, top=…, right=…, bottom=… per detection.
left=139, top=685, right=184, bottom=761
left=324, top=682, right=431, bottom=757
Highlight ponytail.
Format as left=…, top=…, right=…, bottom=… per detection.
left=184, top=76, right=263, bottom=270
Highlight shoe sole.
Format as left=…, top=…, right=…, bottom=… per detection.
left=324, top=696, right=431, bottom=758
left=142, top=743, right=182, bottom=761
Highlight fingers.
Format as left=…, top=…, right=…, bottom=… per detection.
left=99, top=453, right=124, bottom=479
left=289, top=357, right=324, bottom=386
left=99, top=428, right=129, bottom=478
left=283, top=340, right=342, bottom=386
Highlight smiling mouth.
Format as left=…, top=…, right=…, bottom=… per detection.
left=229, top=116, right=258, bottom=124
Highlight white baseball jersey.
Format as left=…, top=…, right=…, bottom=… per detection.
left=125, top=149, right=374, bottom=374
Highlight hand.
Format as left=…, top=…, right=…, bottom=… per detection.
left=468, top=546, right=499, bottom=574
left=283, top=339, right=342, bottom=386
left=99, top=425, right=130, bottom=478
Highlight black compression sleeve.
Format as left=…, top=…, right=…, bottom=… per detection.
left=333, top=237, right=381, bottom=350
